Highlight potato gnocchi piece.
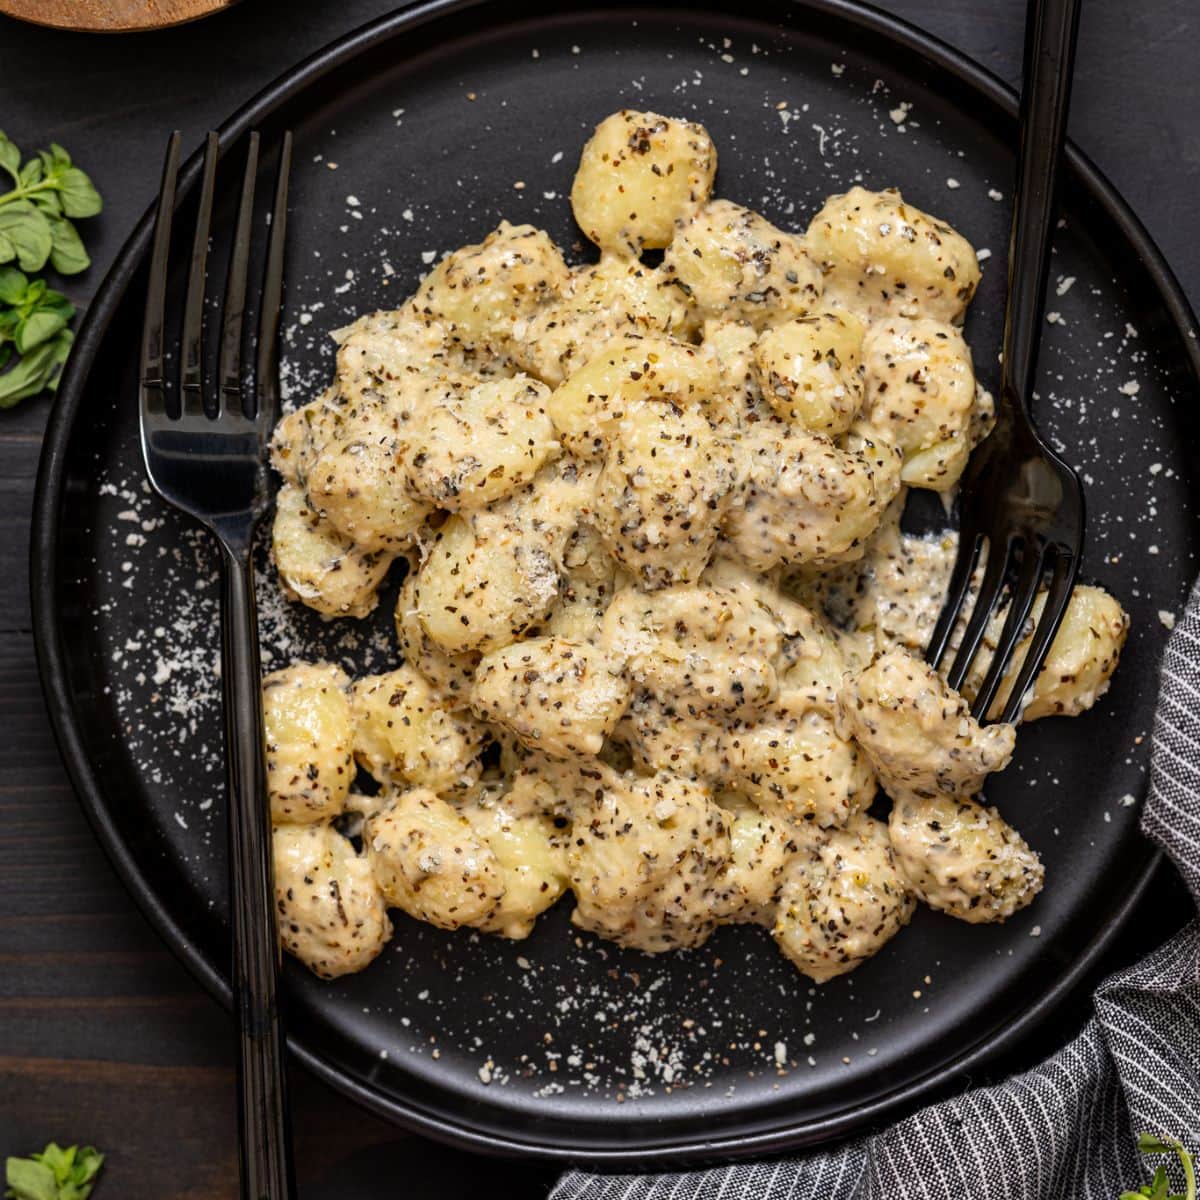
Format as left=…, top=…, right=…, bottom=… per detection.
left=603, top=583, right=782, bottom=717
left=504, top=753, right=602, bottom=822
left=702, top=554, right=848, bottom=703
left=270, top=388, right=346, bottom=487
left=663, top=199, right=823, bottom=328
left=805, top=186, right=981, bottom=324
left=365, top=788, right=505, bottom=929
left=545, top=334, right=719, bottom=459
left=722, top=422, right=897, bottom=570
left=568, top=769, right=731, bottom=952
left=888, top=791, right=1044, bottom=923
left=571, top=109, right=717, bottom=256
left=393, top=571, right=482, bottom=706
left=412, top=461, right=594, bottom=654
left=272, top=483, right=394, bottom=619
left=753, top=311, right=867, bottom=435
left=699, top=318, right=770, bottom=426
left=861, top=316, right=978, bottom=491
left=541, top=523, right=618, bottom=642
left=472, top=636, right=630, bottom=759
left=512, top=258, right=691, bottom=387
left=616, top=692, right=731, bottom=782
left=402, top=374, right=558, bottom=509
left=350, top=666, right=488, bottom=793
left=274, top=824, right=391, bottom=979
left=413, top=221, right=570, bottom=350
left=462, top=793, right=569, bottom=939
left=594, top=398, right=735, bottom=589
left=263, top=662, right=354, bottom=824
left=718, top=809, right=804, bottom=924
left=772, top=813, right=915, bottom=982
left=332, top=305, right=492, bottom=402
left=964, top=584, right=1130, bottom=722
left=724, top=692, right=877, bottom=830
left=309, top=434, right=431, bottom=552
left=844, top=419, right=905, bottom=514
left=836, top=648, right=1015, bottom=800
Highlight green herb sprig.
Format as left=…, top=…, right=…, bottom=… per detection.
left=0, top=133, right=102, bottom=276
left=1120, top=1133, right=1197, bottom=1200
left=0, top=132, right=101, bottom=406
left=0, top=266, right=75, bottom=407
left=4, top=1143, right=104, bottom=1200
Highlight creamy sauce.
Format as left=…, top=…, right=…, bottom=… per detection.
left=261, top=109, right=1126, bottom=987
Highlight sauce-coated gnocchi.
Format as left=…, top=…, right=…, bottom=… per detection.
left=264, top=110, right=1128, bottom=985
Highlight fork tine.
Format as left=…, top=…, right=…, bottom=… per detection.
left=254, top=130, right=293, bottom=429
left=926, top=520, right=983, bottom=669
left=971, top=538, right=1046, bottom=721
left=180, top=131, right=221, bottom=417
left=218, top=132, right=261, bottom=418
left=140, top=132, right=182, bottom=419
left=945, top=533, right=1014, bottom=693
left=998, top=546, right=1079, bottom=725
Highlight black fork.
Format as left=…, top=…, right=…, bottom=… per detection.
left=925, top=0, right=1085, bottom=725
left=139, top=129, right=296, bottom=1200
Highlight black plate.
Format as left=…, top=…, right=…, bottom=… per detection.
left=31, top=0, right=1200, bottom=1165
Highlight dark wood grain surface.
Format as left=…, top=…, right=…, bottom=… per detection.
left=0, top=1, right=1197, bottom=1196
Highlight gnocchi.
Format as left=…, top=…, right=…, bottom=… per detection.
left=805, top=186, right=981, bottom=323
left=571, top=110, right=718, bottom=257
left=263, top=662, right=354, bottom=824
left=274, top=823, right=392, bottom=978
left=350, top=665, right=487, bottom=793
left=365, top=788, right=504, bottom=929
left=263, top=110, right=1129, bottom=988
left=753, top=311, right=866, bottom=435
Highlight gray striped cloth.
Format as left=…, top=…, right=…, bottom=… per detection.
left=553, top=579, right=1200, bottom=1200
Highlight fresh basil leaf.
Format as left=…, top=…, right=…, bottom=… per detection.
left=31, top=192, right=63, bottom=217
left=47, top=218, right=89, bottom=275
left=0, top=203, right=52, bottom=272
left=56, top=169, right=102, bottom=219
left=19, top=157, right=43, bottom=187
left=47, top=144, right=72, bottom=169
left=67, top=1147, right=102, bottom=1189
left=38, top=288, right=74, bottom=318
left=0, top=132, right=20, bottom=183
left=16, top=308, right=68, bottom=353
left=0, top=265, right=28, bottom=305
left=0, top=329, right=72, bottom=407
left=3, top=1156, right=58, bottom=1200
left=0, top=231, right=14, bottom=265
left=31, top=1145, right=74, bottom=1182
left=24, top=278, right=45, bottom=304
left=4, top=1144, right=103, bottom=1200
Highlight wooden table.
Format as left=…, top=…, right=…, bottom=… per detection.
left=1, top=1, right=1196, bottom=1195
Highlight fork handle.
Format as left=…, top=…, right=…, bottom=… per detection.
left=1002, top=0, right=1082, bottom=407
left=219, top=542, right=297, bottom=1200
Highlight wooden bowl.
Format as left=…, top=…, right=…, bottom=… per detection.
left=0, top=0, right=238, bottom=32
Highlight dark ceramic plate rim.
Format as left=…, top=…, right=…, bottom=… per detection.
left=29, top=0, right=1196, bottom=1164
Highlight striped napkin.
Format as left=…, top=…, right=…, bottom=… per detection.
left=554, top=580, right=1200, bottom=1200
